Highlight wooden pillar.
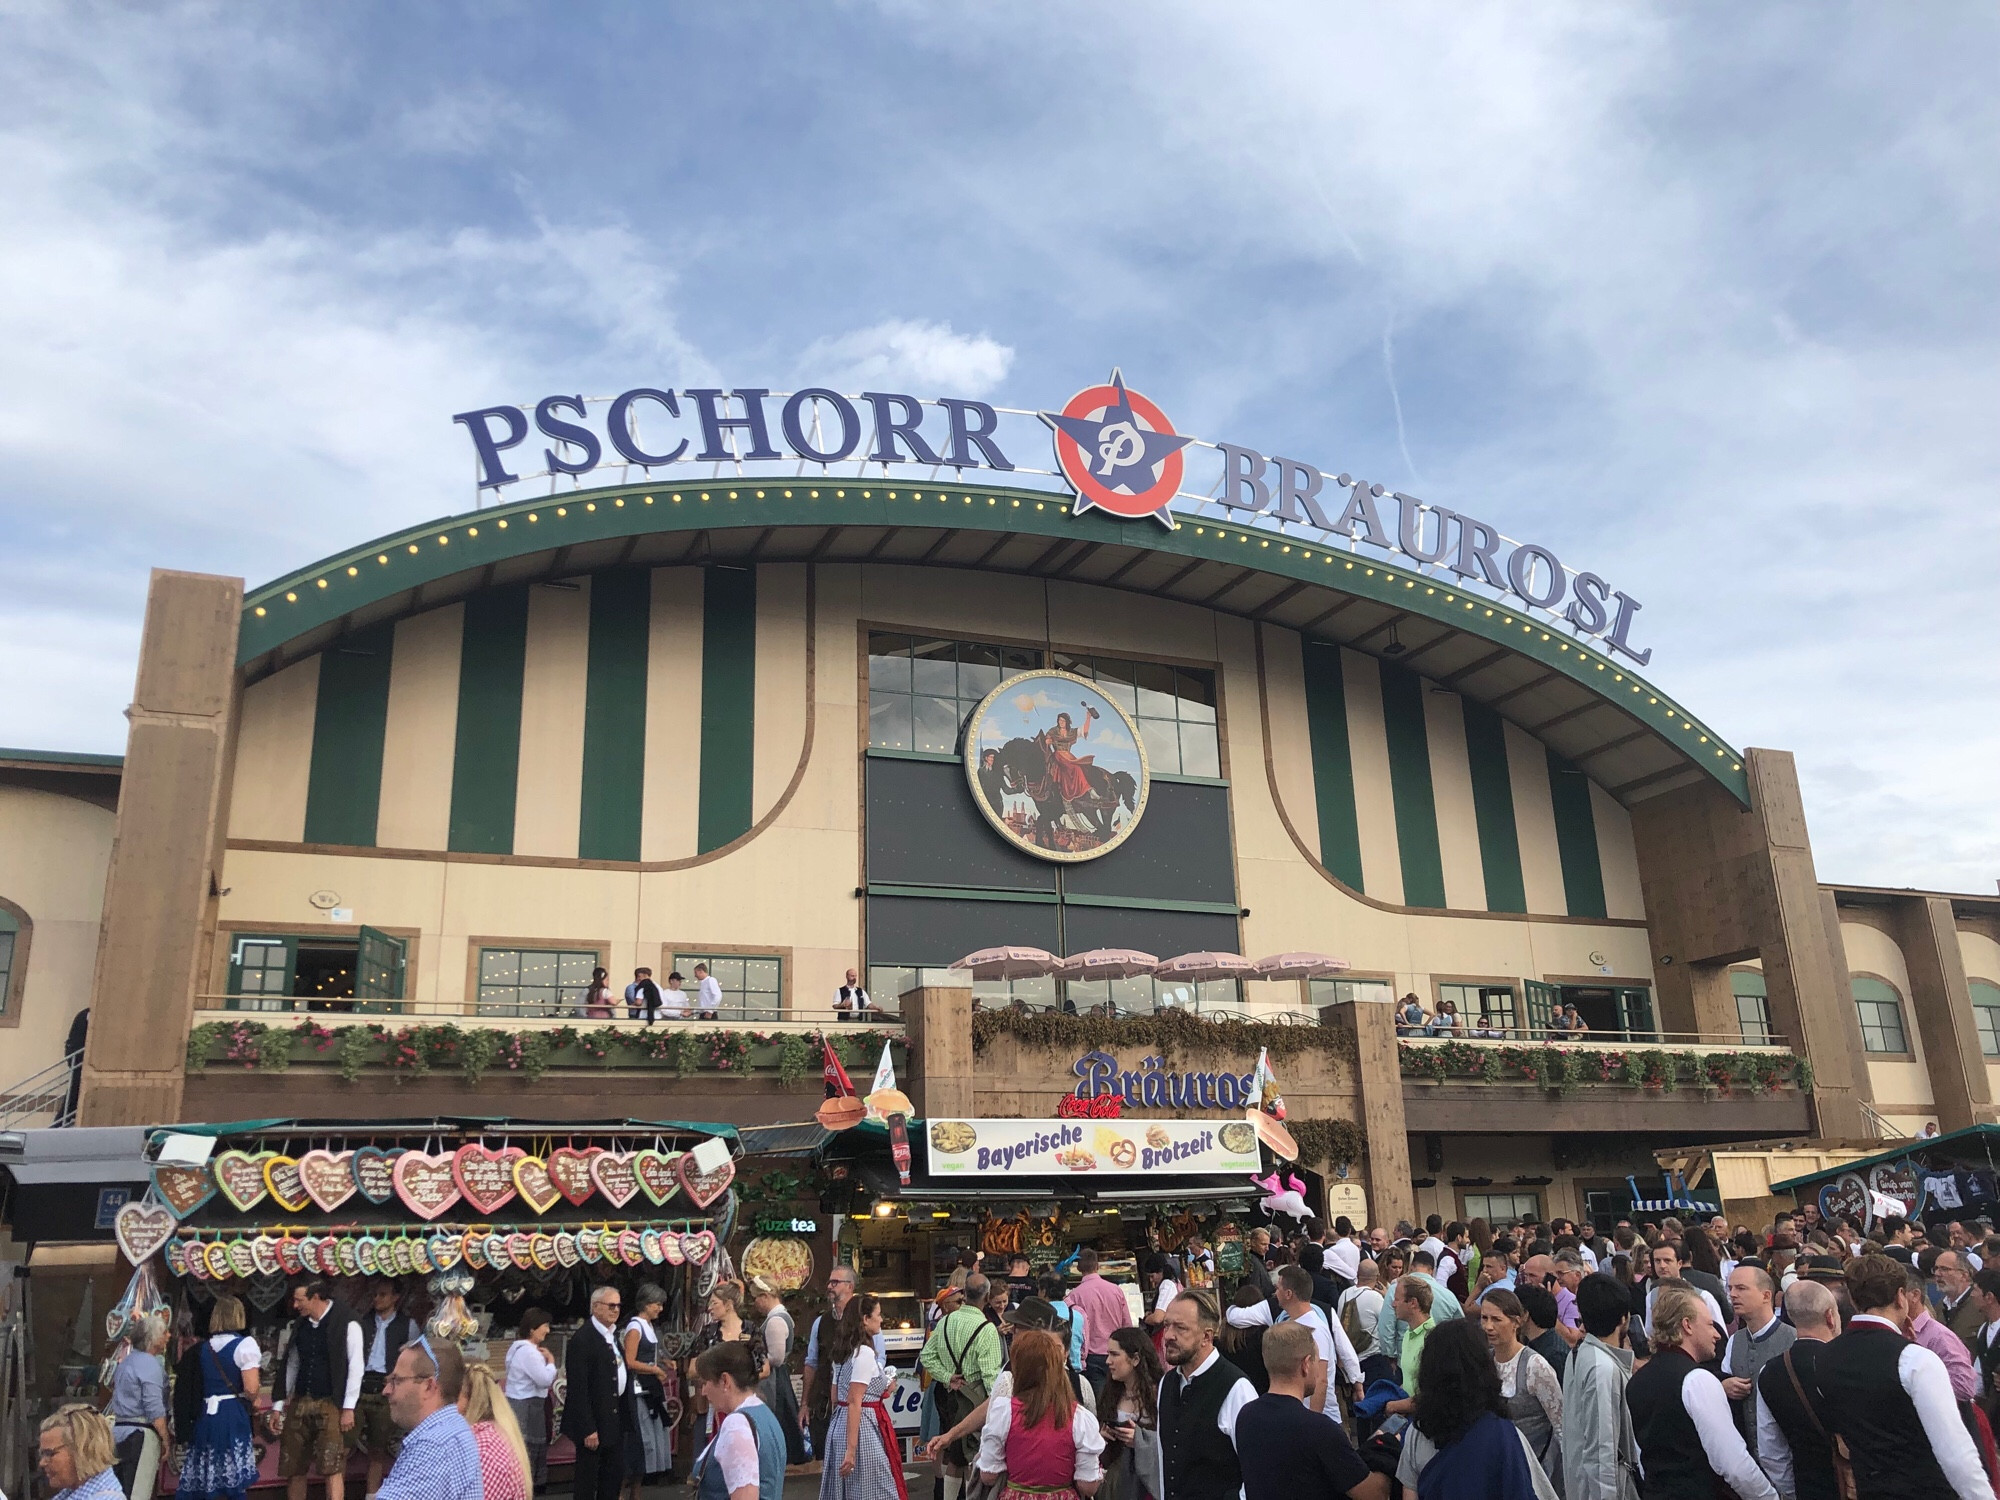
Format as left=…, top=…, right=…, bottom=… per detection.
left=77, top=570, right=242, bottom=1126
left=1329, top=999, right=1415, bottom=1229
left=1896, top=894, right=1992, bottom=1131
left=1629, top=748, right=1873, bottom=1139
left=905, top=985, right=974, bottom=1120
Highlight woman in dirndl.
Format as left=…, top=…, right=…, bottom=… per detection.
left=621, top=1284, right=676, bottom=1499
left=817, top=1294, right=906, bottom=1500
left=177, top=1294, right=261, bottom=1500
left=976, top=1329, right=1106, bottom=1500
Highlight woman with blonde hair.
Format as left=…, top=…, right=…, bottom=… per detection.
left=458, top=1361, right=533, bottom=1500
left=177, top=1293, right=261, bottom=1500
left=39, top=1403, right=122, bottom=1500
left=976, top=1328, right=1106, bottom=1500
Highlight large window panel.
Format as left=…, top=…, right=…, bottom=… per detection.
left=1852, top=976, right=1910, bottom=1054
left=1971, top=979, right=2000, bottom=1059
left=479, top=947, right=600, bottom=1017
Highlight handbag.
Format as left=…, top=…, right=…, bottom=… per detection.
left=1781, top=1349, right=1858, bottom=1500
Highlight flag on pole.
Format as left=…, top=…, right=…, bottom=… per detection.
left=822, top=1037, right=856, bottom=1099
left=871, top=1042, right=897, bottom=1097
left=1252, top=1047, right=1286, bottom=1120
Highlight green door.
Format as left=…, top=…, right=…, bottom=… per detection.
left=356, top=927, right=407, bottom=1012
left=1616, top=987, right=1656, bottom=1041
left=1523, top=980, right=1558, bottom=1040
left=227, top=937, right=296, bottom=1011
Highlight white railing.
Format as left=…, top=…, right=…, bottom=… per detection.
left=0, top=1048, right=81, bottom=1129
left=1398, top=1030, right=1793, bottom=1054
left=191, top=998, right=901, bottom=1031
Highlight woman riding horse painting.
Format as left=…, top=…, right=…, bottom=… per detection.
left=963, top=671, right=1149, bottom=862
left=1039, top=707, right=1099, bottom=802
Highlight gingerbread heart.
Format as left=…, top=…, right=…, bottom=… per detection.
left=114, top=1202, right=175, bottom=1266
left=165, top=1238, right=190, bottom=1278
left=677, top=1151, right=735, bottom=1210
left=634, top=1149, right=682, bottom=1207
left=461, top=1231, right=489, bottom=1271
left=277, top=1237, right=304, bottom=1276
left=531, top=1233, right=558, bottom=1271
left=297, top=1236, right=323, bottom=1275
left=224, top=1239, right=257, bottom=1279
left=552, top=1231, right=580, bottom=1268
left=212, top=1151, right=271, bottom=1213
left=506, top=1232, right=535, bottom=1271
left=660, top=1230, right=686, bottom=1266
left=390, top=1237, right=416, bottom=1276
left=576, top=1226, right=603, bottom=1264
left=453, top=1143, right=522, bottom=1215
left=186, top=1242, right=214, bottom=1280
left=356, top=1237, right=381, bottom=1276
left=152, top=1162, right=217, bottom=1220
left=640, top=1227, right=665, bottom=1265
left=353, top=1147, right=400, bottom=1204
left=680, top=1229, right=717, bottom=1266
left=428, top=1231, right=462, bottom=1272
left=514, top=1155, right=562, bottom=1215
left=298, top=1150, right=356, bottom=1213
left=333, top=1238, right=361, bottom=1277
left=244, top=1274, right=289, bottom=1313
left=547, top=1147, right=599, bottom=1207
left=250, top=1236, right=282, bottom=1277
left=408, top=1237, right=435, bottom=1275
left=392, top=1151, right=461, bottom=1221
left=616, top=1228, right=644, bottom=1266
left=264, top=1155, right=310, bottom=1213
left=484, top=1231, right=509, bottom=1269
left=591, top=1152, right=641, bottom=1209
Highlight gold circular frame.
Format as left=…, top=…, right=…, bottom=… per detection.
left=962, top=669, right=1151, bottom=863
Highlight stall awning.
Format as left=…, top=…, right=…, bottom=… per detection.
left=1770, top=1124, right=2000, bottom=1194
left=0, top=1126, right=151, bottom=1185
left=738, top=1121, right=832, bottom=1157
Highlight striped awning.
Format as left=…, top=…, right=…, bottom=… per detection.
left=1632, top=1198, right=1719, bottom=1213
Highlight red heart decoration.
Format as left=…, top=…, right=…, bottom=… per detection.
left=392, top=1151, right=461, bottom=1221
left=115, top=1202, right=176, bottom=1266
left=616, top=1228, right=645, bottom=1266
left=547, top=1147, right=599, bottom=1206
left=298, top=1150, right=356, bottom=1213
left=506, top=1232, right=536, bottom=1271
left=514, top=1156, right=561, bottom=1215
left=591, top=1152, right=641, bottom=1209
left=677, top=1152, right=735, bottom=1209
left=453, top=1143, right=522, bottom=1215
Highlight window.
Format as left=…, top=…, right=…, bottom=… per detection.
left=868, top=634, right=1040, bottom=753
left=0, top=906, right=17, bottom=1015
left=1972, top=980, right=2000, bottom=1059
left=1732, top=970, right=1773, bottom=1045
left=1463, top=1192, right=1540, bottom=1228
left=673, top=953, right=782, bottom=1021
left=1053, top=654, right=1220, bottom=778
left=479, top=948, right=600, bottom=1017
left=1309, top=978, right=1397, bottom=1007
left=1438, top=982, right=1518, bottom=1037
left=229, top=937, right=294, bottom=1012
left=1853, top=976, right=1909, bottom=1054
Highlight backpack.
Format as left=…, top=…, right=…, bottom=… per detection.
left=1340, top=1290, right=1371, bottom=1352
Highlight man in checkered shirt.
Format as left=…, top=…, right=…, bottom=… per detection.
left=378, top=1338, right=482, bottom=1500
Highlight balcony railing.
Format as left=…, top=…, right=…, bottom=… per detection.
left=190, top=997, right=903, bottom=1031
left=1397, top=1027, right=1791, bottom=1051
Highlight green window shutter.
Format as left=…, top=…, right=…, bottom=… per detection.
left=697, top=565, right=758, bottom=854
left=1299, top=640, right=1364, bottom=890
left=356, top=926, right=407, bottom=1008
left=1545, top=750, right=1607, bottom=919
left=448, top=584, right=530, bottom=854
left=302, top=622, right=395, bottom=846
left=1523, top=979, right=1558, bottom=1035
left=1460, top=701, right=1526, bottom=914
left=1377, top=663, right=1446, bottom=909
left=578, top=568, right=651, bottom=860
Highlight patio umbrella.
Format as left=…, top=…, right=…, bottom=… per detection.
left=1057, top=948, right=1160, bottom=981
left=1251, top=951, right=1352, bottom=980
left=1156, top=951, right=1257, bottom=983
left=949, top=945, right=1061, bottom=980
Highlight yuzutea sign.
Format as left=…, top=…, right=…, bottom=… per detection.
left=926, top=1117, right=1262, bottom=1177
left=453, top=372, right=1654, bottom=663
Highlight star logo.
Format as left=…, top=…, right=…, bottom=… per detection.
left=1041, top=370, right=1191, bottom=527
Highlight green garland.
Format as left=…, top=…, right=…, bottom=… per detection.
left=970, top=1006, right=1357, bottom=1063
left=1288, top=1118, right=1369, bottom=1170
left=1399, top=1041, right=1809, bottom=1097
left=185, top=1019, right=904, bottom=1087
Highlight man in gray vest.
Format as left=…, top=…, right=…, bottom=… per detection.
left=1721, top=1263, right=1794, bottom=1444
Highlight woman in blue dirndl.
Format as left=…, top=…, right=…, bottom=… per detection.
left=178, top=1293, right=262, bottom=1500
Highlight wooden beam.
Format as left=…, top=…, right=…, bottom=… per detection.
left=1439, top=645, right=1513, bottom=687
left=1609, top=761, right=1699, bottom=798
left=1528, top=698, right=1609, bottom=736
left=1349, top=613, right=1408, bottom=650
left=1054, top=541, right=1106, bottom=578
left=1571, top=727, right=1652, bottom=765
left=917, top=530, right=956, bottom=565
left=1026, top=538, right=1075, bottom=574
left=862, top=528, right=902, bottom=562
left=1485, top=669, right=1560, bottom=709
left=1298, top=596, right=1363, bottom=635
left=1154, top=558, right=1212, bottom=596
left=1098, top=550, right=1153, bottom=587
left=808, top=526, right=848, bottom=560
left=1389, top=628, right=1461, bottom=669
left=744, top=526, right=779, bottom=561
left=1251, top=580, right=1310, bottom=619
left=972, top=533, right=1016, bottom=568
left=1198, top=569, right=1256, bottom=607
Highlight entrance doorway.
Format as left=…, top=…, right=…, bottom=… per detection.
left=1558, top=985, right=1656, bottom=1041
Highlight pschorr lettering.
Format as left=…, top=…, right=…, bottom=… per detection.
left=975, top=1123, right=1082, bottom=1172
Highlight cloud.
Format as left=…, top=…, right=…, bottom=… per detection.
left=797, top=319, right=1013, bottom=396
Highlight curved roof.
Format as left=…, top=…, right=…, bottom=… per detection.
left=238, top=476, right=1747, bottom=807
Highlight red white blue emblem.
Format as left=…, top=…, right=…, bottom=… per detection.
left=1042, top=371, right=1192, bottom=528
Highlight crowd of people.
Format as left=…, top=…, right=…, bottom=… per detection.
left=1394, top=994, right=1593, bottom=1040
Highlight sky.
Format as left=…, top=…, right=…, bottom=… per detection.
left=1, top=3, right=1994, bottom=891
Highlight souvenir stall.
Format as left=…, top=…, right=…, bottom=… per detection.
left=107, top=1116, right=741, bottom=1491
left=1773, top=1123, right=2000, bottom=1235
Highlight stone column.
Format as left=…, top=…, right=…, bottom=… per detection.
left=1895, top=894, right=1992, bottom=1131
left=1629, top=748, right=1874, bottom=1139
left=77, top=570, right=243, bottom=1126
